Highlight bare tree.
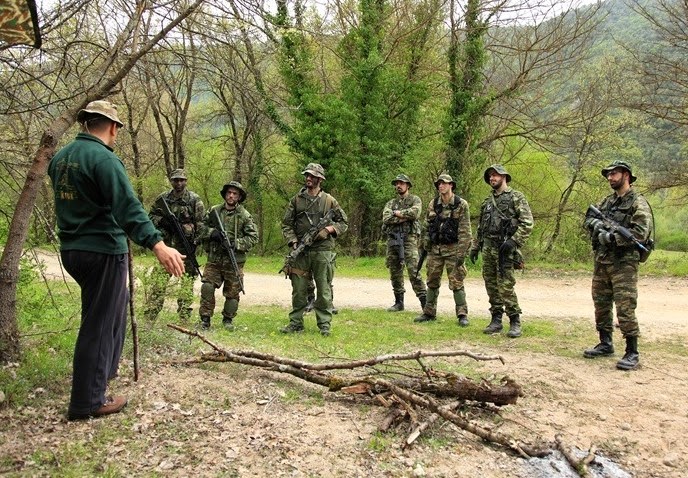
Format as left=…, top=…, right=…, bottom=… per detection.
left=0, top=0, right=205, bottom=362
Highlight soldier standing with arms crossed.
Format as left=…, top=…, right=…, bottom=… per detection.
left=145, top=168, right=205, bottom=322
left=280, top=163, right=348, bottom=336
left=470, top=164, right=533, bottom=338
left=582, top=161, right=652, bottom=370
left=382, top=174, right=427, bottom=312
left=415, top=174, right=472, bottom=326
left=198, top=181, right=258, bottom=330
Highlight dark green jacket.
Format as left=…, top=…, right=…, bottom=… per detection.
left=48, top=133, right=162, bottom=254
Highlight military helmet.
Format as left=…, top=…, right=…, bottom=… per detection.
left=220, top=181, right=247, bottom=203
left=169, top=168, right=187, bottom=180
left=391, top=174, right=412, bottom=188
left=77, top=100, right=124, bottom=127
left=434, top=173, right=456, bottom=191
left=601, top=160, right=637, bottom=184
left=483, top=164, right=512, bottom=184
left=301, top=162, right=326, bottom=180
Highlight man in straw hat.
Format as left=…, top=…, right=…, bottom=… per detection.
left=48, top=100, right=185, bottom=420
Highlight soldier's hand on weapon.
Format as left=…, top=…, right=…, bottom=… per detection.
left=210, top=230, right=223, bottom=242
left=598, top=231, right=615, bottom=246
left=584, top=217, right=603, bottom=230
left=500, top=238, right=517, bottom=254
left=469, top=249, right=479, bottom=264
left=315, top=228, right=330, bottom=241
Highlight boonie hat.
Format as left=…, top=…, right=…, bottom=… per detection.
left=301, top=163, right=326, bottom=180
left=391, top=174, right=413, bottom=187
left=434, top=173, right=456, bottom=191
left=483, top=164, right=512, bottom=184
left=220, top=181, right=247, bottom=203
left=77, top=100, right=124, bottom=127
left=601, top=160, right=637, bottom=184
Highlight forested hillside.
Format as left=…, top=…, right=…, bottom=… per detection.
left=0, top=0, right=686, bottom=261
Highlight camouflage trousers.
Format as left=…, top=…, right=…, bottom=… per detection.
left=481, top=244, right=521, bottom=317
left=423, top=246, right=468, bottom=317
left=199, top=258, right=245, bottom=320
left=386, top=234, right=426, bottom=298
left=143, top=262, right=197, bottom=322
left=288, top=250, right=336, bottom=331
left=592, top=260, right=639, bottom=338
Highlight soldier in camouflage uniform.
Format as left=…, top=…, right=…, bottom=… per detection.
left=145, top=168, right=205, bottom=322
left=582, top=161, right=652, bottom=371
left=198, top=181, right=259, bottom=330
left=382, top=174, right=427, bottom=312
left=469, top=165, right=533, bottom=338
left=280, top=163, right=348, bottom=336
left=415, top=174, right=472, bottom=326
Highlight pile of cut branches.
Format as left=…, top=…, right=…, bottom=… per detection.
left=169, top=325, right=600, bottom=476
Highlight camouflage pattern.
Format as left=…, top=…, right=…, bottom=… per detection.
left=588, top=188, right=652, bottom=338
left=483, top=164, right=512, bottom=184
left=0, top=0, right=41, bottom=48
left=601, top=160, right=637, bottom=183
left=420, top=194, right=472, bottom=317
left=282, top=189, right=348, bottom=332
left=382, top=193, right=425, bottom=297
left=144, top=188, right=205, bottom=321
left=481, top=244, right=521, bottom=316
left=471, top=186, right=533, bottom=317
left=199, top=203, right=258, bottom=321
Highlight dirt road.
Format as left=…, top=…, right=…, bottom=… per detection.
left=33, top=249, right=687, bottom=337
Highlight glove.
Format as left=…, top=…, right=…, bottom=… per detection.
left=500, top=238, right=517, bottom=254
left=598, top=231, right=615, bottom=246
left=210, top=230, right=223, bottom=242
left=584, top=217, right=603, bottom=231
left=469, top=249, right=479, bottom=264
left=315, top=228, right=330, bottom=241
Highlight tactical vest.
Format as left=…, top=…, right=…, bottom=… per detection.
left=480, top=190, right=517, bottom=241
left=428, top=195, right=461, bottom=245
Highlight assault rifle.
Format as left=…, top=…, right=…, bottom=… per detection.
left=279, top=209, right=335, bottom=278
left=160, top=197, right=202, bottom=279
left=497, top=218, right=519, bottom=277
left=388, top=231, right=406, bottom=266
left=586, top=205, right=649, bottom=253
left=212, top=208, right=245, bottom=294
left=415, top=248, right=427, bottom=280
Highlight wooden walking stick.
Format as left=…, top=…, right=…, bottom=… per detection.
left=128, top=241, right=140, bottom=381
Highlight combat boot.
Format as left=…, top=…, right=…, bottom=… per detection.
left=386, top=293, right=404, bottom=312
left=414, top=313, right=436, bottom=323
left=483, top=312, right=503, bottom=334
left=616, top=336, right=639, bottom=370
left=199, top=315, right=211, bottom=330
left=506, top=314, right=522, bottom=338
left=222, top=318, right=235, bottom=331
left=279, top=323, right=305, bottom=334
left=418, top=294, right=427, bottom=309
left=583, top=330, right=614, bottom=358
left=457, top=314, right=469, bottom=327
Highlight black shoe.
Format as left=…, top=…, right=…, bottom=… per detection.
left=320, top=329, right=331, bottom=337
left=280, top=324, right=305, bottom=334
left=583, top=343, right=614, bottom=358
left=483, top=317, right=503, bottom=334
left=199, top=316, right=211, bottom=330
left=506, top=315, right=521, bottom=338
left=457, top=315, right=469, bottom=327
left=414, top=313, right=436, bottom=323
left=222, top=319, right=235, bottom=331
left=616, top=352, right=639, bottom=370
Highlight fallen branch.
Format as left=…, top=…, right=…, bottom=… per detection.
left=556, top=434, right=597, bottom=477
left=168, top=324, right=548, bottom=459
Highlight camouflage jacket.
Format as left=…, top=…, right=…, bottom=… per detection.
left=281, top=188, right=348, bottom=252
left=591, top=188, right=653, bottom=264
left=149, top=189, right=205, bottom=251
left=474, top=187, right=533, bottom=250
left=382, top=193, right=422, bottom=236
left=421, top=194, right=472, bottom=258
left=201, top=204, right=259, bottom=263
